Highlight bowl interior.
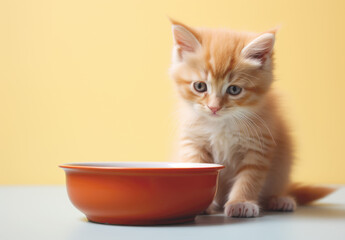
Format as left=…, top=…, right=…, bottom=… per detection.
left=60, top=162, right=224, bottom=170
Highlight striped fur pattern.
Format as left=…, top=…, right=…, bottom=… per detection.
left=169, top=20, right=332, bottom=218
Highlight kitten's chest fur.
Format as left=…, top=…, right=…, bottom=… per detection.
left=203, top=119, right=246, bottom=165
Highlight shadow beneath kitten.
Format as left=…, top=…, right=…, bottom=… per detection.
left=287, top=203, right=345, bottom=219
left=175, top=213, right=261, bottom=227
left=183, top=202, right=345, bottom=227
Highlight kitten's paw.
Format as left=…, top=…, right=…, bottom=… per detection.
left=267, top=196, right=296, bottom=212
left=224, top=201, right=260, bottom=218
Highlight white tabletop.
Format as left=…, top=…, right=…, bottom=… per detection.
left=1, top=186, right=344, bottom=240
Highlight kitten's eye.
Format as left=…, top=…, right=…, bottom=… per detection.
left=193, top=81, right=207, bottom=93
left=227, top=85, right=242, bottom=96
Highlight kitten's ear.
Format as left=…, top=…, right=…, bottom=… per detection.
left=241, top=33, right=275, bottom=66
left=171, top=21, right=201, bottom=60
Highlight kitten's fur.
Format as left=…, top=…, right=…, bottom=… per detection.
left=169, top=20, right=334, bottom=217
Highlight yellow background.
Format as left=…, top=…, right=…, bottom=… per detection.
left=1, top=0, right=344, bottom=184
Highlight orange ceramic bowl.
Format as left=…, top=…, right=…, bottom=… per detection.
left=60, top=162, right=224, bottom=225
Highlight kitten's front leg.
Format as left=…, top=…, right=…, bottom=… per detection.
left=224, top=152, right=269, bottom=218
left=178, top=137, right=212, bottom=164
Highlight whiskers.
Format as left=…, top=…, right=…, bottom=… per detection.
left=246, top=110, right=276, bottom=145
left=231, top=112, right=263, bottom=153
left=228, top=109, right=276, bottom=153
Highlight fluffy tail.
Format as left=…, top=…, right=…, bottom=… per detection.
left=287, top=183, right=336, bottom=205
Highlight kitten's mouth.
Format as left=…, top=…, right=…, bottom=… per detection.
left=210, top=112, right=221, bottom=117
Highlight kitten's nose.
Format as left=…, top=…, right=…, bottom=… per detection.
left=208, top=105, right=221, bottom=114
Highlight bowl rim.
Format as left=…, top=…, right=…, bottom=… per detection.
left=59, top=162, right=224, bottom=172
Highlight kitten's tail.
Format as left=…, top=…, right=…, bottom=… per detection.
left=287, top=183, right=336, bottom=205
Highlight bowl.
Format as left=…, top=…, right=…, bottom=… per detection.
left=59, top=162, right=224, bottom=225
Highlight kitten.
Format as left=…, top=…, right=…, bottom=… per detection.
left=169, top=20, right=334, bottom=217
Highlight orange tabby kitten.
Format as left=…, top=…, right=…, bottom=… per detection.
left=169, top=20, right=334, bottom=217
